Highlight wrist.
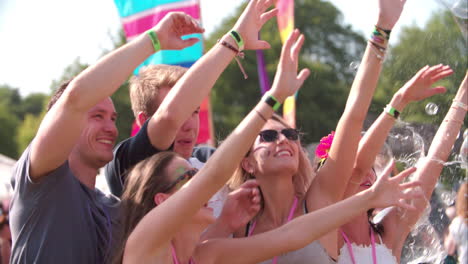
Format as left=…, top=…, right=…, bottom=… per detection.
left=375, top=20, right=393, bottom=32
left=265, top=90, right=286, bottom=109
left=389, top=92, right=408, bottom=112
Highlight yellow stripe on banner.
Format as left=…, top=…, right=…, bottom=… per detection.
left=279, top=19, right=294, bottom=44
left=283, top=95, right=296, bottom=128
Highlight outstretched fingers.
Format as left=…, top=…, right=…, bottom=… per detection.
left=391, top=167, right=417, bottom=184
left=430, top=67, right=454, bottom=83
left=291, top=33, right=305, bottom=62
left=260, top=8, right=278, bottom=26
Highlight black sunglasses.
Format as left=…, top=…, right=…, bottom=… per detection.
left=258, top=128, right=300, bottom=142
left=163, top=168, right=198, bottom=192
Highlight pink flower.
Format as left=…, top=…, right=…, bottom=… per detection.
left=315, top=131, right=335, bottom=160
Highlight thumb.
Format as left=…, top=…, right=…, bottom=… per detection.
left=297, top=69, right=311, bottom=84
left=249, top=40, right=271, bottom=50
left=179, top=38, right=200, bottom=48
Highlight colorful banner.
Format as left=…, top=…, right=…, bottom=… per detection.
left=276, top=0, right=296, bottom=128
left=114, top=0, right=214, bottom=145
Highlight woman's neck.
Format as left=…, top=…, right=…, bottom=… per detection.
left=256, top=172, right=297, bottom=228
left=172, top=223, right=205, bottom=264
left=341, top=213, right=372, bottom=246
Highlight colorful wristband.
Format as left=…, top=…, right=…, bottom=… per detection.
left=146, top=30, right=161, bottom=53
left=229, top=30, right=245, bottom=51
left=384, top=104, right=400, bottom=119
left=264, top=93, right=281, bottom=111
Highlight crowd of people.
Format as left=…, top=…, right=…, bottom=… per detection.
left=5, top=0, right=468, bottom=263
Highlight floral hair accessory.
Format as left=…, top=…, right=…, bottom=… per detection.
left=315, top=131, right=335, bottom=167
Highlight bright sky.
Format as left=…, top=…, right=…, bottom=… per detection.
left=0, top=0, right=451, bottom=96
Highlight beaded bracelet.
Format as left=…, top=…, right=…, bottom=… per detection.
left=217, top=39, right=248, bottom=79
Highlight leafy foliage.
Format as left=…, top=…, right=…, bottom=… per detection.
left=206, top=0, right=366, bottom=144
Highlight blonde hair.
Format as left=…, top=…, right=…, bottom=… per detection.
left=227, top=114, right=315, bottom=199
left=129, top=65, right=187, bottom=117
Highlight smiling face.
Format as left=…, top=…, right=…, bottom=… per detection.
left=359, top=168, right=377, bottom=191
left=244, top=120, right=300, bottom=178
left=74, top=97, right=118, bottom=168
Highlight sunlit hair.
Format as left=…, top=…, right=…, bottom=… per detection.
left=129, top=64, right=187, bottom=118
left=228, top=114, right=315, bottom=200
left=112, top=151, right=179, bottom=264
left=456, top=182, right=467, bottom=222
left=46, top=79, right=74, bottom=111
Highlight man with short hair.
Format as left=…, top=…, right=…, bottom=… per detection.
left=105, top=64, right=216, bottom=198
left=9, top=13, right=203, bottom=263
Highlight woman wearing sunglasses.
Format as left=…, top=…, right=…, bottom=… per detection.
left=115, top=145, right=421, bottom=264
left=227, top=0, right=410, bottom=262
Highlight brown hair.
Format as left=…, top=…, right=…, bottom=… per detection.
left=228, top=114, right=315, bottom=199
left=112, top=151, right=179, bottom=263
left=129, top=65, right=187, bottom=117
left=456, top=182, right=467, bottom=221
left=46, top=79, right=74, bottom=111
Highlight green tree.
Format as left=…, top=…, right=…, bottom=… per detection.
left=0, top=104, right=19, bottom=158
left=376, top=10, right=467, bottom=124
left=16, top=111, right=46, bottom=154
left=205, top=0, right=366, bottom=144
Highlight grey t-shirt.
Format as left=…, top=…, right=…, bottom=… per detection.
left=10, top=146, right=120, bottom=263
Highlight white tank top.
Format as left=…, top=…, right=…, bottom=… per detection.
left=337, top=230, right=397, bottom=264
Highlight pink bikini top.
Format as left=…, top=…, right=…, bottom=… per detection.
left=247, top=197, right=299, bottom=264
left=340, top=227, right=377, bottom=264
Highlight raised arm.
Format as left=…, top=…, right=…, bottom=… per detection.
left=398, top=73, right=467, bottom=231
left=312, top=0, right=407, bottom=202
left=122, top=27, right=310, bottom=264
left=29, top=13, right=203, bottom=180
left=201, top=164, right=422, bottom=264
left=343, top=65, right=453, bottom=198
left=147, top=0, right=278, bottom=150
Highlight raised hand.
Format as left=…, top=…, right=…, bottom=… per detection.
left=218, top=180, right=261, bottom=233
left=398, top=64, right=453, bottom=104
left=153, top=12, right=205, bottom=50
left=270, top=29, right=310, bottom=102
left=232, top=0, right=278, bottom=50
left=369, top=160, right=422, bottom=210
left=376, top=0, right=407, bottom=30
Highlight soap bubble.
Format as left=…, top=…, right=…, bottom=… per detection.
left=425, top=102, right=439, bottom=115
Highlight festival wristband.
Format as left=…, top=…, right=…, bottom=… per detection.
left=229, top=30, right=245, bottom=51
left=264, top=93, right=282, bottom=111
left=384, top=104, right=400, bottom=119
left=146, top=30, right=161, bottom=53
left=452, top=100, right=468, bottom=111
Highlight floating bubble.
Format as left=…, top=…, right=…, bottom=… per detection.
left=349, top=61, right=360, bottom=71
left=425, top=102, right=439, bottom=115
left=451, top=0, right=468, bottom=19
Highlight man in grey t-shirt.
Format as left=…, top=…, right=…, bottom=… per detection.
left=9, top=13, right=204, bottom=263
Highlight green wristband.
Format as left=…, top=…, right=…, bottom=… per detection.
left=384, top=104, right=400, bottom=119
left=264, top=93, right=281, bottom=111
left=229, top=30, right=244, bottom=51
left=146, top=30, right=161, bottom=53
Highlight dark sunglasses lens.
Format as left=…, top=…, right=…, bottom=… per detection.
left=282, top=129, right=299, bottom=140
left=259, top=130, right=278, bottom=142
left=186, top=168, right=198, bottom=177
